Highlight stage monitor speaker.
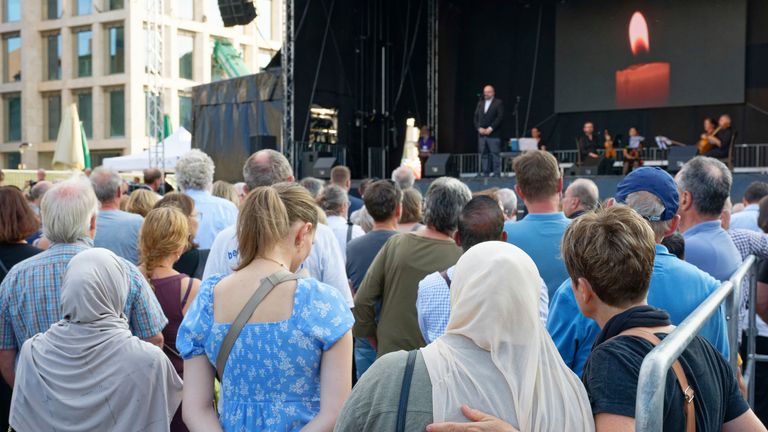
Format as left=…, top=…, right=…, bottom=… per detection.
left=425, top=154, right=453, bottom=178
left=667, top=146, right=699, bottom=173
left=313, top=157, right=337, bottom=179
left=574, top=157, right=600, bottom=176
left=301, top=152, right=319, bottom=179
left=249, top=135, right=277, bottom=153
left=218, top=0, right=257, bottom=27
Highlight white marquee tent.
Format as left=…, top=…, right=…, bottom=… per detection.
left=103, top=127, right=192, bottom=171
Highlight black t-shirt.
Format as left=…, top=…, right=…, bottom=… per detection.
left=346, top=230, right=399, bottom=292
left=173, top=248, right=209, bottom=280
left=583, top=333, right=748, bottom=430
left=0, top=243, right=42, bottom=283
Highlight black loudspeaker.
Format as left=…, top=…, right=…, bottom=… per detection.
left=218, top=0, right=257, bottom=27
left=425, top=154, right=453, bottom=177
left=249, top=135, right=277, bottom=153
left=301, top=152, right=319, bottom=179
left=313, top=157, right=337, bottom=179
left=668, top=146, right=699, bottom=173
left=575, top=156, right=600, bottom=176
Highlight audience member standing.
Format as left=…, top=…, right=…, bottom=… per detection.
left=548, top=168, right=729, bottom=376
left=125, top=188, right=159, bottom=217
left=319, top=185, right=365, bottom=260
left=346, top=180, right=402, bottom=378
left=10, top=249, right=182, bottom=432
left=505, top=150, right=570, bottom=298
left=497, top=188, right=518, bottom=222
left=330, top=166, right=364, bottom=215
left=0, top=177, right=167, bottom=392
left=212, top=180, right=239, bottom=207
left=353, top=177, right=470, bottom=356
left=562, top=178, right=599, bottom=219
left=175, top=150, right=238, bottom=249
left=675, top=156, right=741, bottom=282
left=731, top=181, right=768, bottom=232
left=392, top=166, right=416, bottom=190
left=155, top=193, right=209, bottom=280
left=178, top=184, right=353, bottom=431
left=90, top=168, right=145, bottom=264
left=563, top=206, right=762, bottom=432
left=143, top=168, right=164, bottom=197
left=336, top=242, right=594, bottom=432
left=398, top=188, right=424, bottom=233
left=203, top=150, right=353, bottom=306
left=299, top=177, right=325, bottom=200
left=27, top=181, right=52, bottom=216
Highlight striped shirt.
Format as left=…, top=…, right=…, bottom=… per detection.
left=0, top=239, right=167, bottom=350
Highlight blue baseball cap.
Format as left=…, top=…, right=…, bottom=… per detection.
left=615, top=167, right=679, bottom=221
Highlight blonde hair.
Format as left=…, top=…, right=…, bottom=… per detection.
left=126, top=189, right=159, bottom=217
left=139, top=207, right=189, bottom=284
left=237, top=183, right=319, bottom=271
left=212, top=180, right=239, bottom=206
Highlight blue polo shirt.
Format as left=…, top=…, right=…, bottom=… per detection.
left=504, top=212, right=571, bottom=298
left=730, top=203, right=760, bottom=233
left=684, top=220, right=742, bottom=282
left=547, top=244, right=729, bottom=376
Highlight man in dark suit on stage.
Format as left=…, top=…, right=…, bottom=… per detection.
left=474, top=85, right=504, bottom=177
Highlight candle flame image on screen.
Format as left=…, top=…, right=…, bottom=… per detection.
left=629, top=12, right=650, bottom=55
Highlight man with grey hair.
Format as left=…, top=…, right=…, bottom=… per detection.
left=391, top=166, right=416, bottom=190
left=299, top=177, right=325, bottom=200
left=354, top=177, right=471, bottom=356
left=562, top=178, right=599, bottom=219
left=0, top=177, right=167, bottom=389
left=497, top=188, right=518, bottom=222
left=318, top=184, right=365, bottom=260
left=548, top=167, right=728, bottom=376
left=90, top=167, right=144, bottom=264
left=203, top=149, right=354, bottom=306
left=675, top=156, right=741, bottom=282
left=175, top=149, right=238, bottom=249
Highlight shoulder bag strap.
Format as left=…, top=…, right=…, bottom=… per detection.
left=0, top=258, right=7, bottom=279
left=618, top=328, right=695, bottom=432
left=439, top=270, right=451, bottom=288
left=215, top=269, right=301, bottom=380
left=396, top=350, right=418, bottom=432
left=346, top=222, right=354, bottom=244
left=180, top=276, right=194, bottom=310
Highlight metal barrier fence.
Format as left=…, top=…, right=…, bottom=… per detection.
left=635, top=255, right=756, bottom=432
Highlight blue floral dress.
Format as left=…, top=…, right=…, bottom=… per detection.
left=177, top=275, right=354, bottom=431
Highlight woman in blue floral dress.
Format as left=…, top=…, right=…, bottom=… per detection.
left=178, top=183, right=354, bottom=432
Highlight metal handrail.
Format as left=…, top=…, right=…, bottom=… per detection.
left=635, top=255, right=756, bottom=432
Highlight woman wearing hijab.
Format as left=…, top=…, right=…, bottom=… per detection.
left=10, top=248, right=182, bottom=432
left=334, top=241, right=594, bottom=431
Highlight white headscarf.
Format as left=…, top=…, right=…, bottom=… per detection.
left=10, top=248, right=182, bottom=432
left=421, top=241, right=595, bottom=431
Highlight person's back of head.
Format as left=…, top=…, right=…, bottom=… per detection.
left=330, top=165, right=352, bottom=190
left=29, top=181, right=52, bottom=204
left=497, top=188, right=518, bottom=221
left=143, top=168, right=162, bottom=188
left=175, top=149, right=215, bottom=192
left=457, top=196, right=505, bottom=252
left=567, top=179, right=599, bottom=213
left=125, top=189, right=159, bottom=218
left=423, top=177, right=473, bottom=235
left=242, top=149, right=294, bottom=191
left=623, top=191, right=677, bottom=242
left=743, top=181, right=768, bottom=205
left=139, top=207, right=189, bottom=277
left=0, top=186, right=39, bottom=243
left=154, top=192, right=198, bottom=249
left=661, top=232, right=685, bottom=260
left=512, top=150, right=562, bottom=204
left=562, top=205, right=656, bottom=309
left=358, top=178, right=374, bottom=197
left=391, top=166, right=415, bottom=190
left=400, top=188, right=423, bottom=224
left=42, top=177, right=99, bottom=244
left=758, top=195, right=768, bottom=234
left=90, top=167, right=123, bottom=204
left=676, top=156, right=732, bottom=218
left=299, top=177, right=325, bottom=200
left=317, top=184, right=349, bottom=217
left=363, top=180, right=402, bottom=223
left=212, top=180, right=239, bottom=206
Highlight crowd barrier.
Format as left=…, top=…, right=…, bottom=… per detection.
left=635, top=255, right=758, bottom=432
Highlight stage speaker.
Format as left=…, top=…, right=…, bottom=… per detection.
left=574, top=157, right=600, bottom=176
left=313, top=157, right=337, bottom=179
left=668, top=146, right=699, bottom=173
left=218, top=0, right=257, bottom=27
left=425, top=154, right=453, bottom=178
left=301, top=152, right=319, bottom=179
left=249, top=135, right=277, bottom=153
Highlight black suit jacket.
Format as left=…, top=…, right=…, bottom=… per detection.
left=474, top=98, right=504, bottom=138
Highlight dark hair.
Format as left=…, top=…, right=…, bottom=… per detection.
left=458, top=196, right=504, bottom=252
left=661, top=233, right=685, bottom=260
left=143, top=168, right=162, bottom=185
left=744, top=182, right=768, bottom=204
left=677, top=156, right=732, bottom=216
left=358, top=178, right=375, bottom=197
left=758, top=196, right=768, bottom=234
left=364, top=180, right=402, bottom=223
left=0, top=186, right=40, bottom=242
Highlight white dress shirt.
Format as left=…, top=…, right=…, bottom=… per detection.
left=326, top=215, right=365, bottom=261
left=484, top=98, right=492, bottom=113
left=184, top=188, right=239, bottom=249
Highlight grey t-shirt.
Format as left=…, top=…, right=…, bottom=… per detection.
left=335, top=350, right=433, bottom=431
left=94, top=210, right=143, bottom=264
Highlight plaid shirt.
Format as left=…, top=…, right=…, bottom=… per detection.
left=729, top=229, right=768, bottom=336
left=0, top=239, right=167, bottom=350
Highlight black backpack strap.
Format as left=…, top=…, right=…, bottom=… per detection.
left=195, top=249, right=210, bottom=280
left=439, top=270, right=451, bottom=288
left=346, top=222, right=354, bottom=244
left=0, top=258, right=7, bottom=280
left=396, top=350, right=418, bottom=432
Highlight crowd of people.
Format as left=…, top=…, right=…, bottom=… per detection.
left=0, top=148, right=767, bottom=431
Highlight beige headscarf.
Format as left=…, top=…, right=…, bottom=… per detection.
left=10, top=248, right=182, bottom=432
left=421, top=241, right=595, bottom=431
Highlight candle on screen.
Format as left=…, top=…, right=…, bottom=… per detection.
left=615, top=12, right=670, bottom=108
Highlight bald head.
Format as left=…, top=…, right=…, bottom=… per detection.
left=483, top=85, right=495, bottom=100
left=563, top=178, right=599, bottom=218
left=242, top=149, right=294, bottom=191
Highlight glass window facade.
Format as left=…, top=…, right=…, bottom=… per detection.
left=3, top=34, right=20, bottom=82
left=108, top=0, right=124, bottom=10
left=45, top=33, right=61, bottom=81
left=77, top=0, right=91, bottom=15
left=44, top=0, right=61, bottom=20
left=45, top=93, right=61, bottom=141
left=4, top=0, right=19, bottom=22
left=6, top=94, right=21, bottom=142
left=108, top=88, right=125, bottom=137
left=76, top=29, right=92, bottom=77
left=176, top=0, right=194, bottom=21
left=108, top=25, right=125, bottom=74
left=76, top=91, right=92, bottom=138
left=178, top=33, right=194, bottom=80
left=179, top=94, right=192, bottom=130
left=4, top=152, right=20, bottom=169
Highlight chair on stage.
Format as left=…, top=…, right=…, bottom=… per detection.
left=718, top=132, right=738, bottom=171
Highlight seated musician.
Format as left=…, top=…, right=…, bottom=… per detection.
left=702, top=114, right=734, bottom=159
left=598, top=129, right=616, bottom=175
left=532, top=127, right=547, bottom=151
left=622, top=127, right=643, bottom=175
left=576, top=121, right=600, bottom=165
